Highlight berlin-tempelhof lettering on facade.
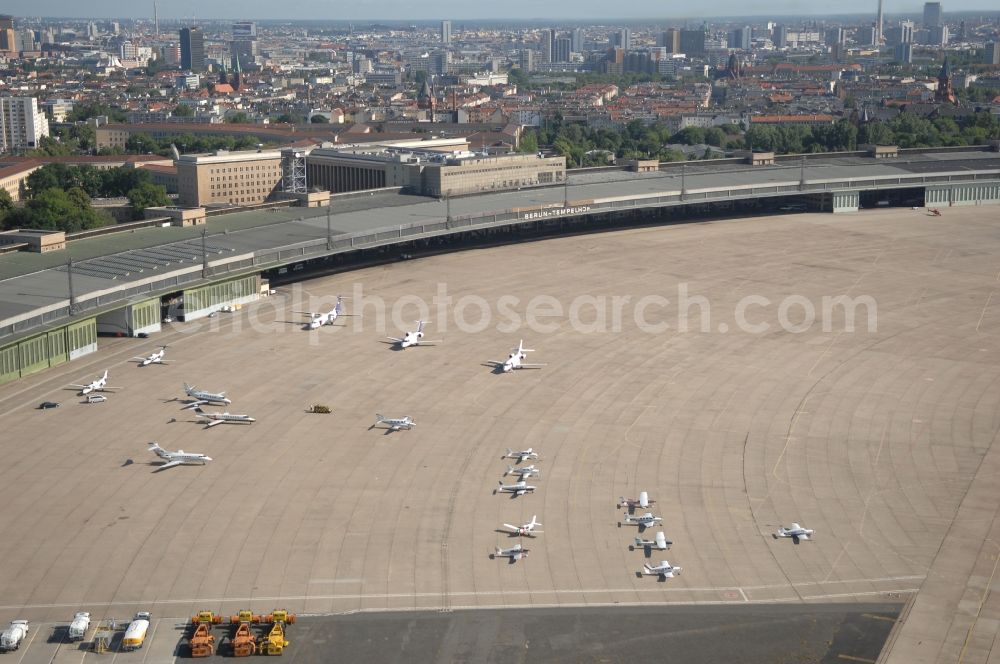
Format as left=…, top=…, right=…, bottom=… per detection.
left=522, top=206, right=592, bottom=220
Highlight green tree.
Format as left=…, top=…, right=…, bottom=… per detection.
left=227, top=112, right=250, bottom=124
left=127, top=182, right=171, bottom=218
left=704, top=127, right=726, bottom=147
left=506, top=68, right=529, bottom=90
left=172, top=104, right=194, bottom=117
left=4, top=187, right=110, bottom=233
left=672, top=127, right=706, bottom=145
left=310, top=114, right=329, bottom=123
left=0, top=188, right=13, bottom=221
left=518, top=129, right=539, bottom=154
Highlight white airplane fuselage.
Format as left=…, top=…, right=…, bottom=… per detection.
left=184, top=384, right=231, bottom=405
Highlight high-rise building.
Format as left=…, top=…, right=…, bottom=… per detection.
left=825, top=27, right=845, bottom=47
left=233, top=21, right=257, bottom=39
left=876, top=0, right=884, bottom=45
left=0, top=15, right=16, bottom=57
left=679, top=29, right=706, bottom=55
left=609, top=28, right=631, bottom=51
left=772, top=25, right=788, bottom=48
left=519, top=49, right=534, bottom=73
left=231, top=39, right=258, bottom=70
left=885, top=21, right=914, bottom=46
left=0, top=97, right=50, bottom=153
left=659, top=28, right=681, bottom=53
left=554, top=37, right=571, bottom=63
left=441, top=20, right=452, bottom=45
left=983, top=42, right=1000, bottom=65
left=894, top=42, right=913, bottom=63
left=923, top=2, right=943, bottom=28
left=728, top=26, right=751, bottom=50
left=544, top=28, right=555, bottom=63
left=571, top=28, right=583, bottom=53
left=928, top=25, right=949, bottom=46
left=180, top=27, right=205, bottom=72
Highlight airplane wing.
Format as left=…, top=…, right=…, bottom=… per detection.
left=420, top=339, right=443, bottom=344
left=130, top=357, right=147, bottom=362
left=502, top=523, right=520, bottom=532
left=293, top=311, right=319, bottom=317
left=799, top=533, right=810, bottom=540
left=519, top=363, right=547, bottom=368
left=486, top=360, right=505, bottom=366
left=203, top=419, right=225, bottom=428
left=386, top=337, right=404, bottom=342
left=153, top=459, right=184, bottom=472
left=68, top=383, right=89, bottom=389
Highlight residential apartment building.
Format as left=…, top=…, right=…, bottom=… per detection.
left=0, top=97, right=50, bottom=154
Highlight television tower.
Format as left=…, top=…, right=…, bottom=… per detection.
left=153, top=0, right=159, bottom=36
left=875, top=0, right=884, bottom=45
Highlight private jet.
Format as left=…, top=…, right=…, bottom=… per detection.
left=501, top=515, right=543, bottom=537
left=631, top=531, right=672, bottom=553
left=504, top=464, right=541, bottom=479
left=295, top=295, right=353, bottom=330
left=193, top=407, right=255, bottom=428
left=148, top=442, right=212, bottom=471
left=387, top=320, right=441, bottom=348
left=69, top=370, right=120, bottom=396
left=487, top=340, right=545, bottom=373
left=495, top=480, right=537, bottom=497
left=372, top=414, right=415, bottom=431
left=492, top=543, right=529, bottom=563
left=619, top=512, right=663, bottom=530
left=182, top=383, right=231, bottom=406
left=502, top=448, right=539, bottom=463
left=638, top=560, right=682, bottom=580
left=773, top=523, right=814, bottom=544
left=618, top=491, right=655, bottom=513
left=131, top=346, right=171, bottom=366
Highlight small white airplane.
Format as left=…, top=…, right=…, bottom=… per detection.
left=619, top=491, right=655, bottom=513
left=638, top=560, right=682, bottom=580
left=295, top=295, right=352, bottom=330
left=631, top=531, right=672, bottom=552
left=492, top=543, right=529, bottom=562
left=774, top=523, right=815, bottom=544
left=619, top=512, right=663, bottom=530
left=387, top=320, right=441, bottom=348
left=372, top=414, right=415, bottom=431
left=131, top=346, right=170, bottom=366
left=502, top=448, right=539, bottom=463
left=69, top=370, right=121, bottom=395
left=495, top=480, right=537, bottom=497
left=182, top=383, right=231, bottom=406
left=504, top=464, right=541, bottom=478
left=148, top=442, right=212, bottom=471
left=501, top=515, right=542, bottom=537
left=487, top=340, right=545, bottom=373
left=193, top=407, right=255, bottom=428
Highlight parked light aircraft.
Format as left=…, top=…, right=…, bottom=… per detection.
left=619, top=491, right=655, bottom=513
left=502, top=448, right=539, bottom=463
left=495, top=480, right=537, bottom=497
left=501, top=515, right=542, bottom=537
left=193, top=407, right=255, bottom=427
left=774, top=523, right=814, bottom=544
left=619, top=512, right=663, bottom=531
left=387, top=320, right=441, bottom=348
left=504, top=464, right=540, bottom=478
left=631, top=531, right=672, bottom=553
left=69, top=370, right=120, bottom=395
left=148, top=442, right=212, bottom=471
left=492, top=543, right=529, bottom=563
left=295, top=295, right=352, bottom=330
left=638, top=560, right=682, bottom=580
left=182, top=384, right=231, bottom=406
left=372, top=414, right=415, bottom=431
left=131, top=346, right=170, bottom=366
left=487, top=340, right=545, bottom=373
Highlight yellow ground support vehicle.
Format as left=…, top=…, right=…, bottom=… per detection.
left=258, top=622, right=289, bottom=655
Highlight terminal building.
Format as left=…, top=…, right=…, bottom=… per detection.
left=306, top=145, right=566, bottom=197
left=176, top=149, right=285, bottom=207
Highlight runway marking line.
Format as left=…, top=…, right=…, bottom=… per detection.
left=837, top=655, right=876, bottom=663
left=862, top=613, right=897, bottom=623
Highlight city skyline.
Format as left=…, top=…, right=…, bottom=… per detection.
left=5, top=0, right=1000, bottom=21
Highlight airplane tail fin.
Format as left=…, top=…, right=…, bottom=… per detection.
left=184, top=383, right=194, bottom=393
left=375, top=414, right=384, bottom=423
left=505, top=465, right=514, bottom=476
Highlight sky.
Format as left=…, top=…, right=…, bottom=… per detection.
left=6, top=0, right=1000, bottom=20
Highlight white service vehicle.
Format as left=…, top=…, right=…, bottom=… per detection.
left=122, top=612, right=151, bottom=651
left=0, top=620, right=29, bottom=651
left=68, top=612, right=91, bottom=641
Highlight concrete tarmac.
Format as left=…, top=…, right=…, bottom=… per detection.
left=0, top=206, right=997, bottom=662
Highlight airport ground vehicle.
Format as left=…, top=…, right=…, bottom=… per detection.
left=85, top=394, right=107, bottom=403
left=307, top=404, right=331, bottom=413
left=68, top=612, right=91, bottom=641
left=257, top=610, right=295, bottom=656
left=121, top=612, right=150, bottom=651
left=38, top=401, right=59, bottom=409
left=187, top=623, right=215, bottom=657
left=226, top=612, right=261, bottom=657
left=0, top=620, right=29, bottom=651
